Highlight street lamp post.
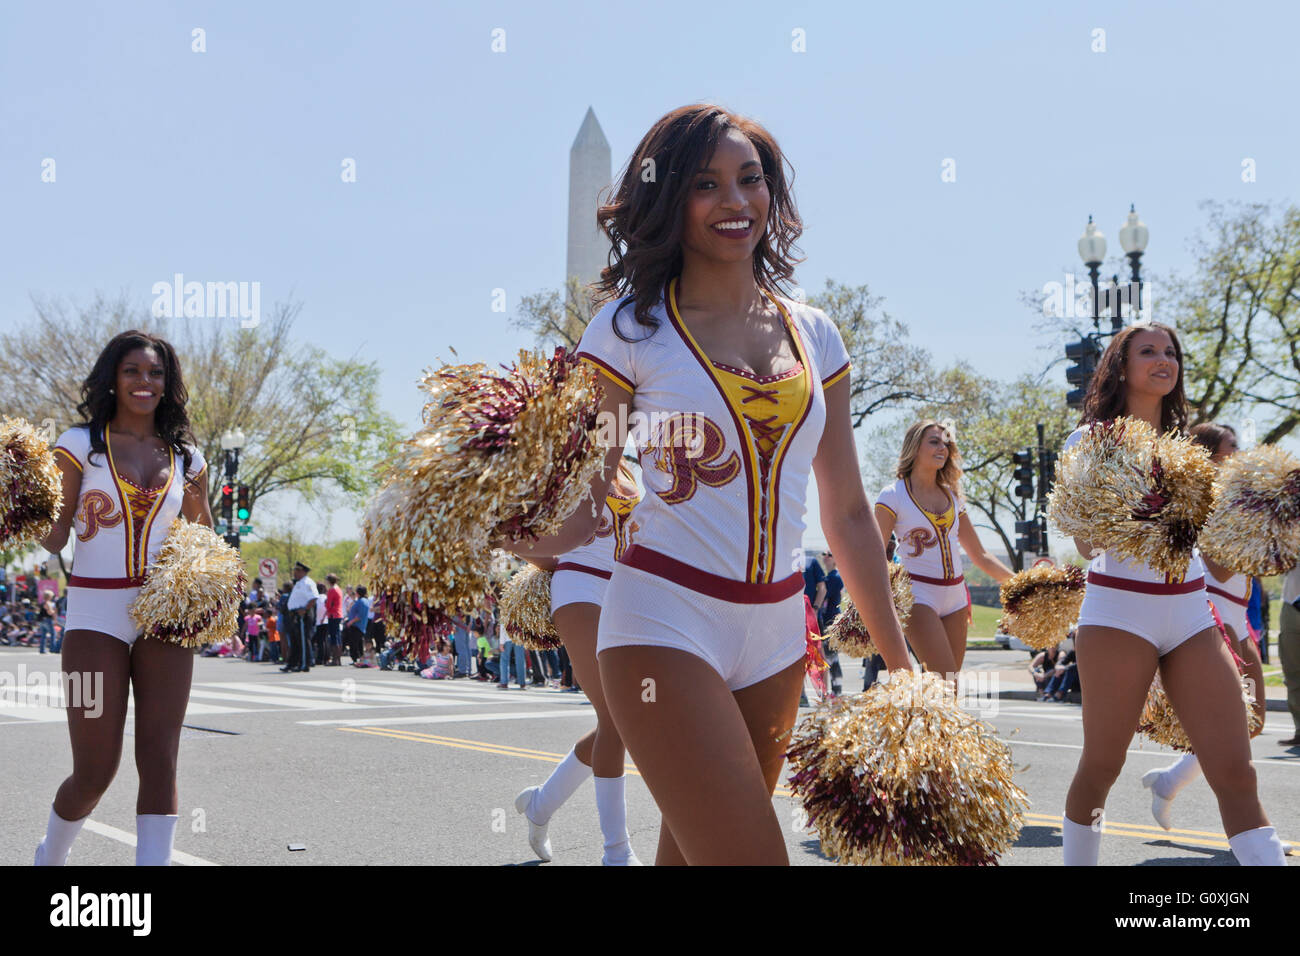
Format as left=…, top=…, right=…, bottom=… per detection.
left=1077, top=215, right=1106, bottom=335
left=1118, top=203, right=1149, bottom=323
left=219, top=429, right=246, bottom=550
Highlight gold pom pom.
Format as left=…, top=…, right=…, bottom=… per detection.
left=499, top=565, right=561, bottom=651
left=825, top=563, right=912, bottom=658
left=0, top=417, right=63, bottom=548
left=1048, top=417, right=1215, bottom=576
left=786, top=670, right=1028, bottom=865
left=1199, top=444, right=1300, bottom=576
left=357, top=348, right=605, bottom=637
left=129, top=519, right=248, bottom=648
left=1137, top=674, right=1263, bottom=752
left=997, top=565, right=1086, bottom=651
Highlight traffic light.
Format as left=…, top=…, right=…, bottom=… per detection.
left=1012, top=449, right=1035, bottom=498
left=1065, top=336, right=1102, bottom=410
left=1038, top=449, right=1058, bottom=500
left=220, top=483, right=234, bottom=523
left=237, top=484, right=251, bottom=522
left=1015, top=519, right=1041, bottom=555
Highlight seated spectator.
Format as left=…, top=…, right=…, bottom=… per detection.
left=420, top=639, right=453, bottom=680
left=1030, top=644, right=1062, bottom=696
left=1041, top=634, right=1079, bottom=701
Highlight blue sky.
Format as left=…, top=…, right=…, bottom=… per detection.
left=4, top=0, right=1298, bottom=551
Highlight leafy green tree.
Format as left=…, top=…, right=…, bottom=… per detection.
left=0, top=295, right=402, bottom=515
left=1170, top=201, right=1300, bottom=443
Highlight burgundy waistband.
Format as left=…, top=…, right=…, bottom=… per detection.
left=1086, top=571, right=1205, bottom=595
left=619, top=545, right=803, bottom=604
left=69, top=575, right=145, bottom=589
left=908, top=572, right=966, bottom=587
left=554, top=562, right=613, bottom=581
left=1206, top=584, right=1249, bottom=607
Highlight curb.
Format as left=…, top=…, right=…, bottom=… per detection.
left=997, top=689, right=1290, bottom=712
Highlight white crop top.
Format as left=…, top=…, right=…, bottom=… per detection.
left=875, top=478, right=966, bottom=582
left=576, top=276, right=850, bottom=586
left=54, top=424, right=206, bottom=581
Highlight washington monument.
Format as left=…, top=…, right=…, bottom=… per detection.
left=566, top=107, right=611, bottom=318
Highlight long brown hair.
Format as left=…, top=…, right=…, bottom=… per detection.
left=591, top=104, right=804, bottom=341
left=1080, top=321, right=1189, bottom=435
left=896, top=420, right=964, bottom=496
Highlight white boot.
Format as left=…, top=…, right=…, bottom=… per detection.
left=135, top=814, right=178, bottom=866
left=35, top=805, right=86, bottom=866
left=594, top=775, right=640, bottom=866
left=1228, top=826, right=1286, bottom=866
left=515, top=747, right=594, bottom=863
left=1062, top=814, right=1101, bottom=866
left=1141, top=753, right=1201, bottom=831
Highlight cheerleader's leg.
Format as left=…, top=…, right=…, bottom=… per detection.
left=1159, top=627, right=1278, bottom=861
left=130, top=635, right=195, bottom=865
left=39, top=630, right=131, bottom=865
left=904, top=603, right=959, bottom=681
left=1063, top=625, right=1159, bottom=865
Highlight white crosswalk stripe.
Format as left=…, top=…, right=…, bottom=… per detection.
left=0, top=673, right=590, bottom=724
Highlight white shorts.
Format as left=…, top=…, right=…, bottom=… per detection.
left=65, top=585, right=142, bottom=646
left=1206, top=586, right=1249, bottom=644
left=909, top=577, right=969, bottom=618
left=550, top=564, right=610, bottom=615
left=1077, top=574, right=1215, bottom=656
left=597, top=562, right=806, bottom=691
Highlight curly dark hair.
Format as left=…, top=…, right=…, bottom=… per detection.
left=1079, top=321, right=1189, bottom=435
left=76, top=330, right=197, bottom=477
left=591, top=104, right=804, bottom=341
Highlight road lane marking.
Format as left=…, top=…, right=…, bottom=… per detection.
left=338, top=725, right=797, bottom=797
left=81, top=819, right=219, bottom=866
left=304, top=708, right=594, bottom=727
left=1006, top=737, right=1300, bottom=769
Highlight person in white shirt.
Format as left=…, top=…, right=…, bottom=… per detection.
left=283, top=562, right=317, bottom=673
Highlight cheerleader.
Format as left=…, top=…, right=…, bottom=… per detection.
left=1060, top=323, right=1284, bottom=866
left=34, top=331, right=211, bottom=866
left=1140, top=423, right=1269, bottom=830
left=505, top=104, right=910, bottom=865
left=874, top=421, right=1013, bottom=678
left=514, top=458, right=642, bottom=865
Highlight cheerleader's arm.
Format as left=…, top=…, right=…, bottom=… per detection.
left=1201, top=553, right=1235, bottom=582
left=181, top=465, right=214, bottom=528
left=38, top=457, right=82, bottom=554
left=813, top=376, right=910, bottom=673
left=957, top=512, right=1013, bottom=583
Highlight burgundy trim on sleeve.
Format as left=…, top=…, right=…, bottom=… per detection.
left=554, top=562, right=613, bottom=581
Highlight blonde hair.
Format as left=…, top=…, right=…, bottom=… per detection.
left=896, top=420, right=964, bottom=495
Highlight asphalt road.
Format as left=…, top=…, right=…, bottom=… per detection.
left=2, top=646, right=1296, bottom=867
